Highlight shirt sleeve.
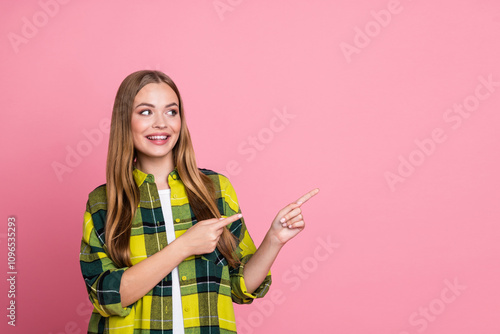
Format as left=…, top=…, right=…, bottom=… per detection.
left=79, top=198, right=132, bottom=317
left=220, top=175, right=272, bottom=304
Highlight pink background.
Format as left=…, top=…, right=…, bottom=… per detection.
left=1, top=1, right=499, bottom=333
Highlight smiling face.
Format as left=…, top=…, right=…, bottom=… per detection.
left=130, top=82, right=181, bottom=167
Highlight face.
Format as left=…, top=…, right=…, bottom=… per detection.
left=131, top=82, right=181, bottom=166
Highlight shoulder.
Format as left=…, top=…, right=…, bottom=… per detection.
left=86, top=184, right=108, bottom=213
left=198, top=168, right=232, bottom=189
left=198, top=167, right=224, bottom=177
left=88, top=183, right=107, bottom=199
left=198, top=168, right=240, bottom=210
left=198, top=169, right=241, bottom=215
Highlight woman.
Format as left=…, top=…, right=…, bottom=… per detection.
left=79, top=70, right=319, bottom=333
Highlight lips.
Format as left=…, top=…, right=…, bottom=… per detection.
left=145, top=133, right=170, bottom=144
left=147, top=135, right=168, bottom=140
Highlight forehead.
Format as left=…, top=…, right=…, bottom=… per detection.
left=134, top=82, right=179, bottom=104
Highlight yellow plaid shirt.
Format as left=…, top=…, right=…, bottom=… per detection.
left=79, top=167, right=272, bottom=333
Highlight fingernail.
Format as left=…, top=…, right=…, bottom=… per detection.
left=288, top=225, right=292, bottom=229
left=296, top=201, right=303, bottom=205
left=237, top=214, right=243, bottom=218
left=280, top=217, right=285, bottom=223
left=281, top=223, right=287, bottom=227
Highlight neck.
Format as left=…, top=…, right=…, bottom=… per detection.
left=135, top=155, right=175, bottom=189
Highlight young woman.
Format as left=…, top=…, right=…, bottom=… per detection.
left=79, top=70, right=319, bottom=334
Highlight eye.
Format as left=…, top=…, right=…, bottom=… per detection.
left=139, top=109, right=152, bottom=115
left=167, top=109, right=178, bottom=116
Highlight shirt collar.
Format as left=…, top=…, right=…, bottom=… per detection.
left=132, top=166, right=179, bottom=187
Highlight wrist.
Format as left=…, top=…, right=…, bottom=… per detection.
left=265, top=229, right=286, bottom=250
left=169, top=237, right=190, bottom=259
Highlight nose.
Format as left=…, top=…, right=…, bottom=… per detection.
left=152, top=112, right=167, bottom=129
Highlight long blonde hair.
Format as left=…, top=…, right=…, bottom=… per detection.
left=105, top=70, right=238, bottom=268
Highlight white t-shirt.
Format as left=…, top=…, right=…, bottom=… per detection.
left=158, top=188, right=185, bottom=334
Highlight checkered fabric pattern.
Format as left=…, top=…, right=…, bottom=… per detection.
left=80, top=167, right=271, bottom=333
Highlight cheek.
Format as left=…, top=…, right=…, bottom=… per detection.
left=130, top=121, right=146, bottom=147
left=173, top=118, right=182, bottom=134
left=131, top=117, right=146, bottom=135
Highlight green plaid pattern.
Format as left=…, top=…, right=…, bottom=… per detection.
left=80, top=167, right=272, bottom=333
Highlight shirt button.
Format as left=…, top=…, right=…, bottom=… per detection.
left=173, top=194, right=177, bottom=199
left=184, top=307, right=189, bottom=312
left=175, top=218, right=180, bottom=223
left=182, top=276, right=187, bottom=281
left=173, top=174, right=178, bottom=180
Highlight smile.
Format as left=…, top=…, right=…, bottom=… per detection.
left=147, top=135, right=169, bottom=140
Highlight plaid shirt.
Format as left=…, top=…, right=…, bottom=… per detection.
left=79, top=167, right=272, bottom=334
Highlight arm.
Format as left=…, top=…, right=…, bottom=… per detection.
left=118, top=238, right=187, bottom=307
left=80, top=203, right=131, bottom=317
left=119, top=214, right=243, bottom=307
left=243, top=188, right=320, bottom=293
left=80, top=196, right=243, bottom=312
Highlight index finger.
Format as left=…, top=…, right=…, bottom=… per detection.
left=215, top=213, right=243, bottom=228
left=296, top=188, right=320, bottom=205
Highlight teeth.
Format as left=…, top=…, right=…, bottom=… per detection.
left=148, top=136, right=168, bottom=140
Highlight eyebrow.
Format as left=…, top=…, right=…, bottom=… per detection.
left=134, top=102, right=179, bottom=109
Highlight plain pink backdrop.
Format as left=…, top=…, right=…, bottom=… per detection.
left=1, top=1, right=499, bottom=333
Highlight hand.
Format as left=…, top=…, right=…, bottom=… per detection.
left=268, top=188, right=320, bottom=246
left=176, top=213, right=242, bottom=257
